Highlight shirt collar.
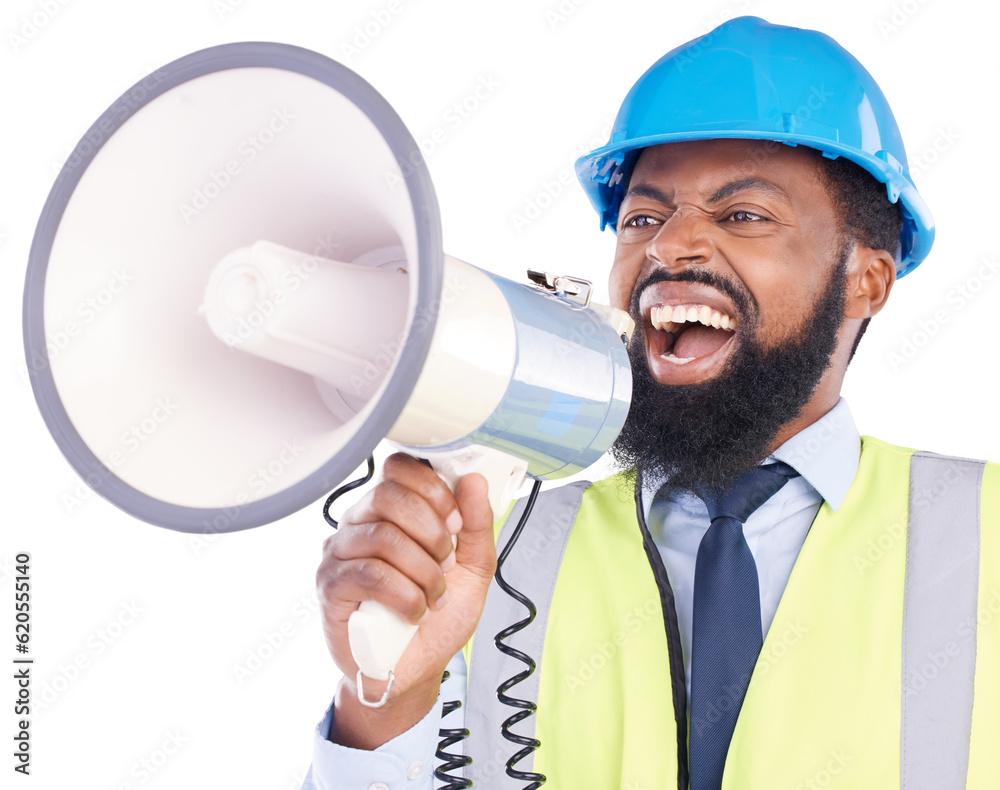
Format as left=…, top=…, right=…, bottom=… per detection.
left=640, top=397, right=860, bottom=516
left=767, top=397, right=859, bottom=512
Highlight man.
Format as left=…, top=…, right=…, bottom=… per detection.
left=306, top=17, right=999, bottom=789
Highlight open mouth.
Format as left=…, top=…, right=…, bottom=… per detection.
left=650, top=303, right=737, bottom=365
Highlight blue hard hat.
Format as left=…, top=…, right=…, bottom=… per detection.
left=575, top=16, right=934, bottom=276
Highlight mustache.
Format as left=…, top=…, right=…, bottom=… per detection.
left=629, top=267, right=756, bottom=321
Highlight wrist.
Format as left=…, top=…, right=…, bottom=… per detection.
left=328, top=672, right=441, bottom=750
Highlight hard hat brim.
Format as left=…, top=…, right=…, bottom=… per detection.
left=575, top=130, right=933, bottom=277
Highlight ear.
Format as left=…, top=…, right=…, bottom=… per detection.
left=846, top=245, right=896, bottom=319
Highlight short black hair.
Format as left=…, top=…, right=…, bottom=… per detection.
left=816, top=156, right=904, bottom=360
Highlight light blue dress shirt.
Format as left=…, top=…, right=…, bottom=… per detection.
left=642, top=397, right=859, bottom=700
left=303, top=398, right=861, bottom=789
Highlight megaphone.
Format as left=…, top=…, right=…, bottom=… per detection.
left=22, top=42, right=633, bottom=703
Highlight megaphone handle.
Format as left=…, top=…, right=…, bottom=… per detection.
left=417, top=445, right=530, bottom=518
left=348, top=600, right=417, bottom=706
left=347, top=445, right=530, bottom=706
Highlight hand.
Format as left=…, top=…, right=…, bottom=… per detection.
left=316, top=453, right=496, bottom=748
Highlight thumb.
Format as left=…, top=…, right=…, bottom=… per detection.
left=452, top=472, right=497, bottom=578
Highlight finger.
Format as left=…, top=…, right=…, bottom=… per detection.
left=317, top=554, right=435, bottom=626
left=343, top=479, right=455, bottom=566
left=381, top=453, right=464, bottom=533
left=328, top=520, right=450, bottom=609
left=452, top=472, right=498, bottom=578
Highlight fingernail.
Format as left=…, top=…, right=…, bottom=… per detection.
left=418, top=608, right=432, bottom=624
left=440, top=550, right=456, bottom=573
left=446, top=510, right=463, bottom=534
left=433, top=590, right=450, bottom=611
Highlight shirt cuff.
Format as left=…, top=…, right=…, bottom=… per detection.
left=303, top=695, right=443, bottom=790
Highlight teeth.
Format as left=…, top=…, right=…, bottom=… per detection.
left=661, top=353, right=696, bottom=364
left=650, top=303, right=737, bottom=332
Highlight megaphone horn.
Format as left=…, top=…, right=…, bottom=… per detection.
left=22, top=42, right=633, bottom=702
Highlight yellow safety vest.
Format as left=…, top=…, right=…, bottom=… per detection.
left=461, top=437, right=1000, bottom=789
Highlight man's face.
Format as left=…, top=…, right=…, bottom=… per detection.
left=609, top=139, right=854, bottom=493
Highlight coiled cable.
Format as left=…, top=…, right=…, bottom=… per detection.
left=493, top=478, right=546, bottom=788
left=322, top=456, right=375, bottom=528
left=433, top=669, right=473, bottom=788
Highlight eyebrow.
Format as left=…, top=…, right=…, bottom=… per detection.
left=621, top=178, right=788, bottom=207
left=621, top=184, right=672, bottom=205
left=707, top=178, right=788, bottom=204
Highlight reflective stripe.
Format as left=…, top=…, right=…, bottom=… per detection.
left=466, top=481, right=589, bottom=787
left=902, top=453, right=984, bottom=788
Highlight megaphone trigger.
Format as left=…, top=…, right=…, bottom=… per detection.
left=416, top=446, right=530, bottom=520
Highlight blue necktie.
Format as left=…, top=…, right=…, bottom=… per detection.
left=688, top=462, right=799, bottom=790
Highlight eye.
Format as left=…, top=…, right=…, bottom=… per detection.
left=621, top=214, right=661, bottom=230
left=725, top=209, right=767, bottom=223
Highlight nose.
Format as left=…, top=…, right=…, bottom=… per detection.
left=645, top=206, right=713, bottom=271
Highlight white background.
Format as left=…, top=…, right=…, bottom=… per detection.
left=2, top=0, right=998, bottom=788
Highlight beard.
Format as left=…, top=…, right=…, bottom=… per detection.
left=611, top=250, right=849, bottom=497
